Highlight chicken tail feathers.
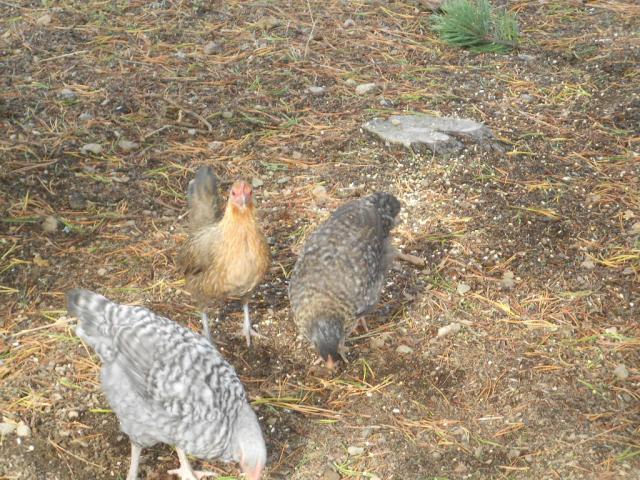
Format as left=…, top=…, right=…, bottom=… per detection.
left=370, top=192, right=401, bottom=234
left=187, top=166, right=221, bottom=230
left=67, top=289, right=117, bottom=361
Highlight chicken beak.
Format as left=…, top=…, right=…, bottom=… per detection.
left=325, top=355, right=336, bottom=370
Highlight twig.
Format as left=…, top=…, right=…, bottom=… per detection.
left=396, top=252, right=427, bottom=267
left=48, top=438, right=106, bottom=470
left=152, top=95, right=213, bottom=132
left=304, top=0, right=316, bottom=59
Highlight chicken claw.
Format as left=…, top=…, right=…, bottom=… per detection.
left=168, top=449, right=217, bottom=480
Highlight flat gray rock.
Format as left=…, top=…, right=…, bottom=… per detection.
left=363, top=114, right=494, bottom=154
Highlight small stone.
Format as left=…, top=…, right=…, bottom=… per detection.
left=347, top=446, right=364, bottom=456
left=307, top=86, right=326, bottom=96
left=81, top=143, right=103, bottom=155
left=118, top=139, right=139, bottom=152
left=36, top=14, right=52, bottom=26
left=203, top=41, right=223, bottom=55
left=276, top=176, right=290, bottom=185
left=622, top=210, right=635, bottom=220
left=345, top=78, right=357, bottom=87
left=500, top=271, right=515, bottom=289
left=221, top=110, right=234, bottom=119
left=355, top=83, right=380, bottom=95
left=396, top=345, right=414, bottom=354
left=507, top=449, right=521, bottom=460
left=519, top=94, right=534, bottom=103
left=67, top=410, right=79, bottom=419
left=370, top=336, right=385, bottom=349
left=581, top=259, right=595, bottom=270
left=97, top=268, right=107, bottom=276
left=0, top=422, right=16, bottom=436
left=69, top=192, right=86, bottom=210
left=622, top=267, right=634, bottom=275
left=343, top=18, right=355, bottom=28
left=321, top=467, right=340, bottom=480
left=208, top=141, right=224, bottom=151
left=42, top=216, right=59, bottom=234
left=311, top=185, right=330, bottom=204
left=437, top=322, right=461, bottom=338
left=379, top=97, right=394, bottom=107
left=517, top=54, right=536, bottom=62
left=613, top=364, right=629, bottom=380
left=630, top=222, right=640, bottom=235
left=605, top=326, right=618, bottom=335
left=187, top=128, right=197, bottom=136
left=79, top=112, right=93, bottom=122
left=58, top=88, right=76, bottom=100
left=457, top=283, right=471, bottom=295
left=16, top=422, right=31, bottom=438
left=431, top=451, right=442, bottom=460
left=391, top=118, right=401, bottom=126
left=251, top=178, right=264, bottom=188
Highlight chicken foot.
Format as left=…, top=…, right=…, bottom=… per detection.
left=167, top=448, right=217, bottom=480
left=241, top=302, right=264, bottom=347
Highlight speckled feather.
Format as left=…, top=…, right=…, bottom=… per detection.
left=67, top=289, right=263, bottom=462
left=288, top=192, right=400, bottom=358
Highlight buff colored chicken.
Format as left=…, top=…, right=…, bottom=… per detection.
left=178, top=166, right=271, bottom=346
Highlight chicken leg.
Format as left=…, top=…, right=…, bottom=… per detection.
left=242, top=301, right=263, bottom=347
left=201, top=311, right=211, bottom=342
left=126, top=442, right=142, bottom=480
left=167, top=448, right=217, bottom=480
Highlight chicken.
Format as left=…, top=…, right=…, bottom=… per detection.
left=67, top=289, right=266, bottom=480
left=178, top=166, right=271, bottom=346
left=288, top=192, right=401, bottom=368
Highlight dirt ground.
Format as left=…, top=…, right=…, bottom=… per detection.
left=1, top=1, right=639, bottom=479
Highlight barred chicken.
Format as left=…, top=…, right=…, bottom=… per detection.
left=67, top=289, right=266, bottom=480
left=178, top=166, right=271, bottom=346
left=288, top=192, right=401, bottom=368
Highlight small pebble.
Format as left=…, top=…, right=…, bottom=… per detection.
left=69, top=192, right=86, bottom=210
left=81, top=143, right=103, bottom=155
left=347, top=446, right=364, bottom=456
left=307, top=86, right=327, bottom=96
left=221, top=110, right=234, bottom=119
left=345, top=78, right=357, bottom=87
left=208, top=141, right=224, bottom=151
left=252, top=178, right=264, bottom=188
left=97, top=268, right=107, bottom=276
left=118, top=139, right=139, bottom=152
left=321, top=467, right=340, bottom=480
left=630, top=222, right=640, bottom=235
left=613, top=364, right=629, bottom=380
left=457, top=283, right=471, bottom=295
left=58, top=88, right=76, bottom=100
left=437, top=322, right=462, bottom=338
left=42, top=216, right=59, bottom=234
left=0, top=422, right=16, bottom=436
left=16, top=422, right=31, bottom=438
left=343, top=18, right=355, bottom=28
left=203, top=41, right=223, bottom=55
left=500, top=271, right=515, bottom=289
left=396, top=345, right=414, bottom=354
left=79, top=112, right=93, bottom=122
left=580, top=259, right=595, bottom=270
left=36, top=14, right=52, bottom=26
left=67, top=410, right=79, bottom=420
left=355, top=83, right=380, bottom=95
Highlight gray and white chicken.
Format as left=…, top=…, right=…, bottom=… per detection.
left=67, top=289, right=266, bottom=480
left=288, top=192, right=401, bottom=369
